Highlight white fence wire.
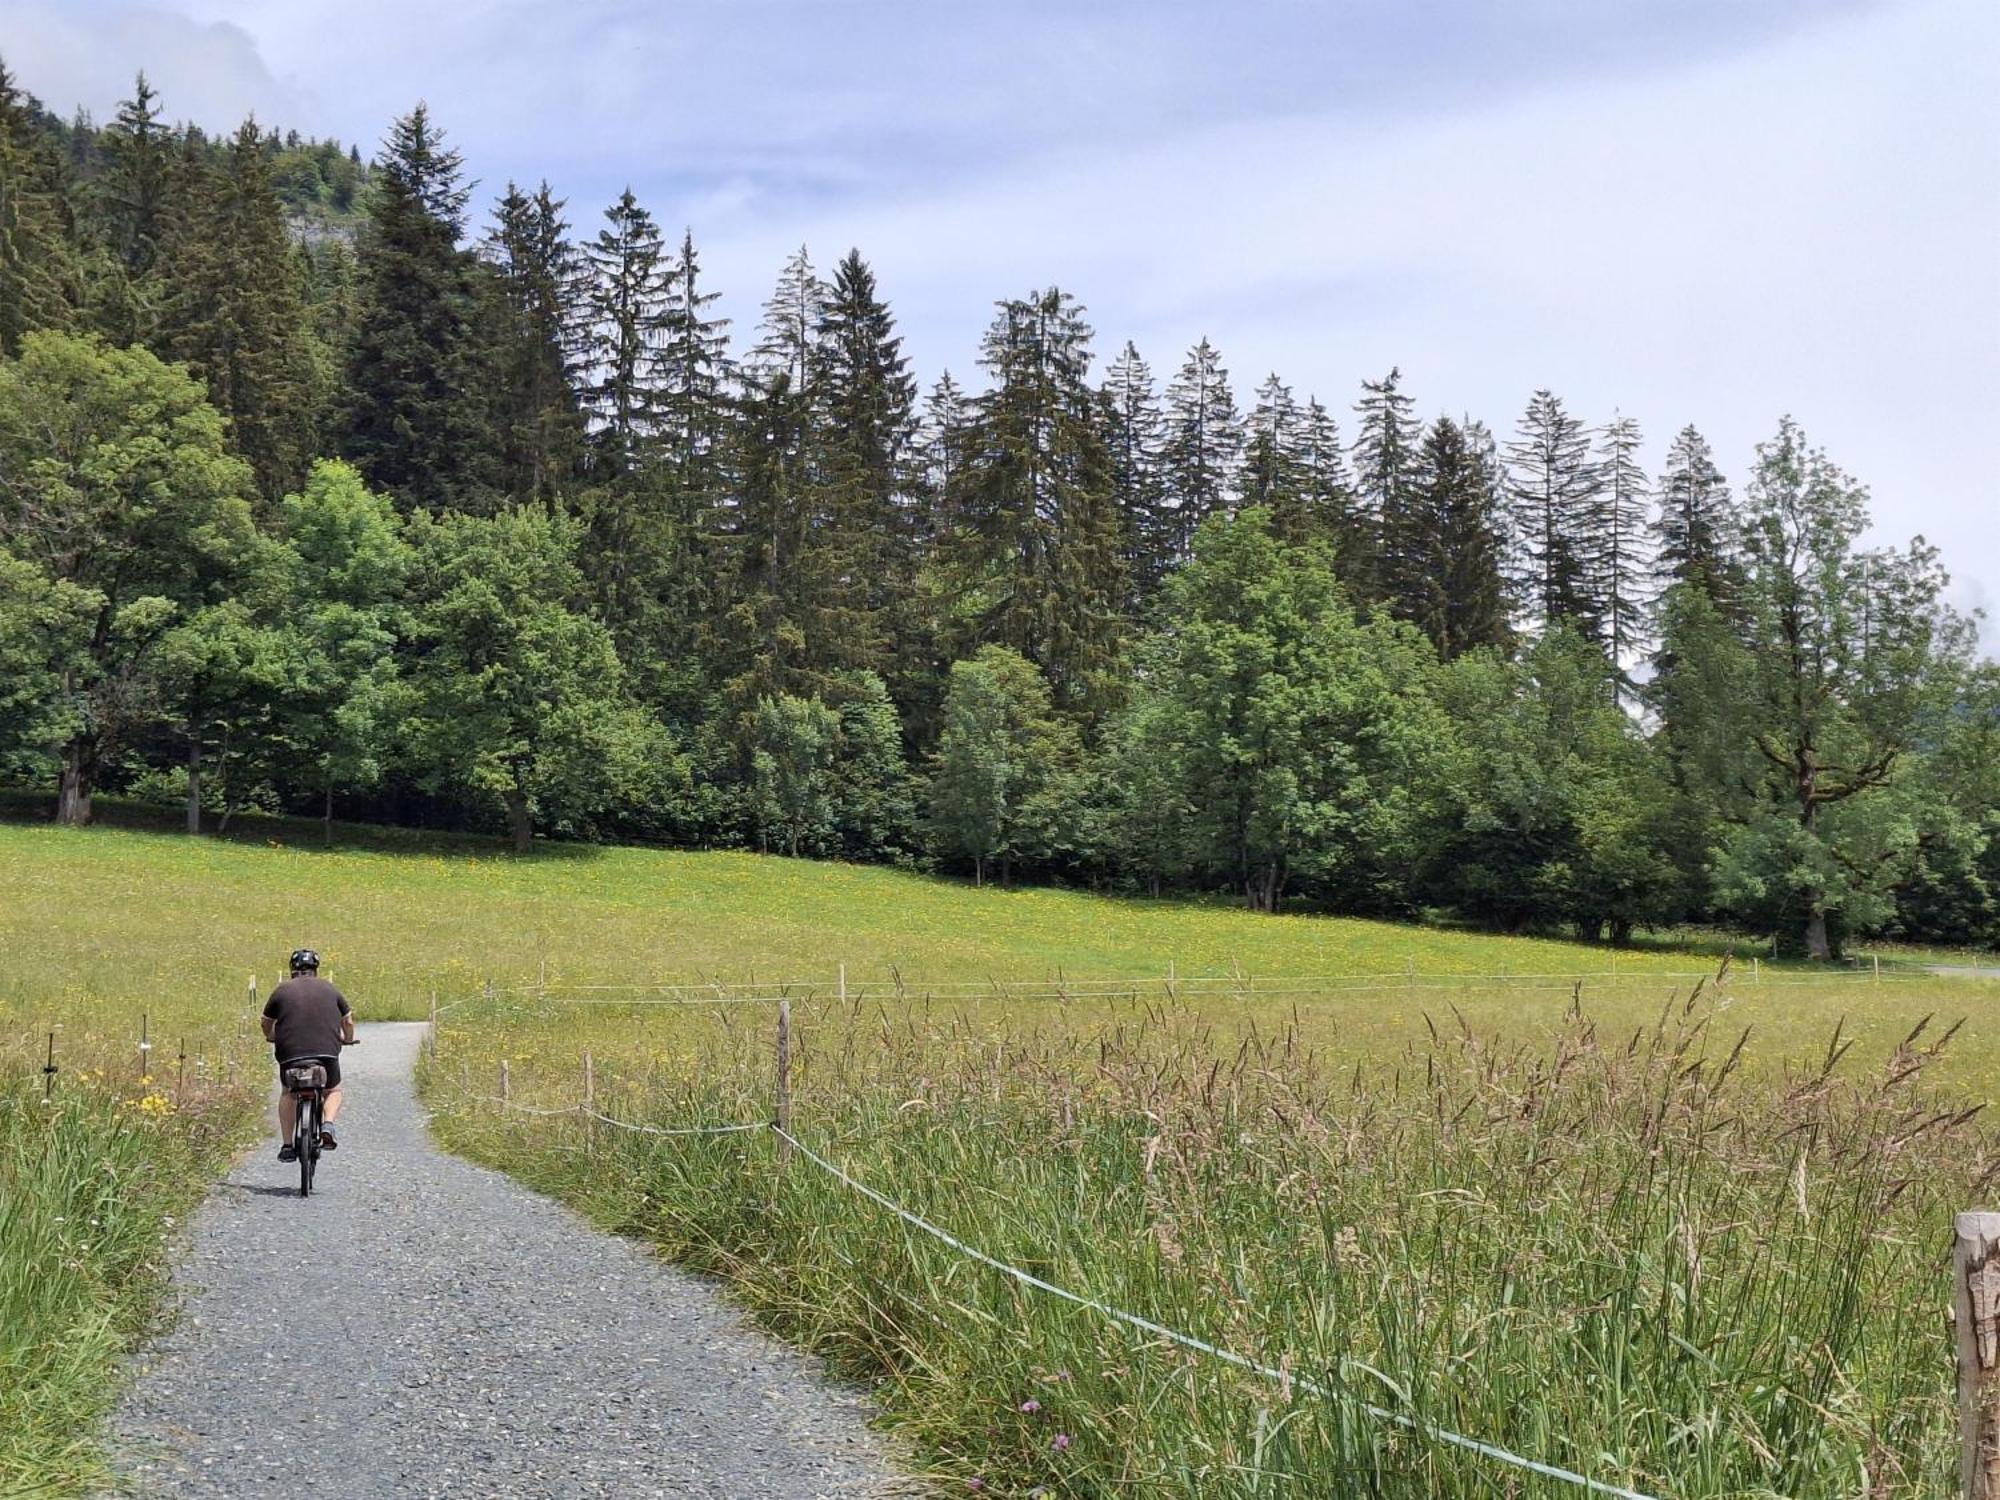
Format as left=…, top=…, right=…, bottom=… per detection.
left=450, top=1077, right=1668, bottom=1499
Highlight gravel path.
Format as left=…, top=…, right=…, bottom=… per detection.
left=110, top=1022, right=906, bottom=1499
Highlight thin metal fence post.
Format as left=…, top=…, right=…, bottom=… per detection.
left=1873, top=953, right=1882, bottom=985
left=775, top=998, right=793, bottom=1164
left=427, top=990, right=438, bottom=1061
left=139, top=1011, right=151, bottom=1080
left=42, top=1031, right=57, bottom=1104
left=838, top=963, right=846, bottom=1004
left=583, top=1050, right=596, bottom=1152
left=1958, top=1210, right=2000, bottom=1498
left=500, top=1058, right=511, bottom=1108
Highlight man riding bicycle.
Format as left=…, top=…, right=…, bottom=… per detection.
left=261, top=949, right=355, bottom=1162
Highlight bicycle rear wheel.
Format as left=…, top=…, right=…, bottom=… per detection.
left=298, top=1093, right=316, bottom=1197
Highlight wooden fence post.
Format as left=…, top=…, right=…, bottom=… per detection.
left=500, top=1058, right=510, bottom=1106
left=1959, top=1211, right=2000, bottom=1498
left=775, top=998, right=793, bottom=1163
left=427, top=990, right=438, bottom=1061
left=1752, top=956, right=1761, bottom=985
left=1873, top=954, right=1882, bottom=985
left=582, top=1050, right=596, bottom=1152
left=247, top=975, right=259, bottom=1037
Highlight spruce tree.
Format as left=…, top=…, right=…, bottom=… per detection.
left=749, top=245, right=824, bottom=396
left=657, top=228, right=732, bottom=493
left=814, top=249, right=918, bottom=672
left=480, top=180, right=586, bottom=501
left=1099, top=342, right=1170, bottom=599
left=916, top=371, right=971, bottom=540
left=1161, top=338, right=1242, bottom=561
left=98, top=72, right=170, bottom=280
left=1652, top=423, right=1741, bottom=602
left=341, top=105, right=499, bottom=510
left=1350, top=368, right=1420, bottom=604
left=1593, top=412, right=1653, bottom=675
left=945, top=287, right=1124, bottom=706
left=0, top=60, right=78, bottom=354
left=1297, top=398, right=1370, bottom=592
left=580, top=187, right=669, bottom=472
left=157, top=117, right=321, bottom=502
left=1241, top=374, right=1312, bottom=539
left=1396, top=416, right=1511, bottom=658
left=1505, top=388, right=1604, bottom=640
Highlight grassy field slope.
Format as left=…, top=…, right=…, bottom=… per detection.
left=2, top=805, right=1992, bottom=1090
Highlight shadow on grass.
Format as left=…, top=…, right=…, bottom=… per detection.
left=0, top=788, right=600, bottom=863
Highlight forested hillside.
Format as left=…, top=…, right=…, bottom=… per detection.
left=0, top=66, right=1993, bottom=956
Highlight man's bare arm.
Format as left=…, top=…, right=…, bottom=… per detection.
left=260, top=1014, right=277, bottom=1042
left=342, top=1012, right=357, bottom=1043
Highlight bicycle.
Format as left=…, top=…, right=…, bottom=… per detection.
left=281, top=1038, right=357, bottom=1198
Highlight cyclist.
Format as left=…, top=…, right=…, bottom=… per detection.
left=261, top=949, right=356, bottom=1162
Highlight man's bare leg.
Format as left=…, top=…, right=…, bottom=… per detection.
left=278, top=1088, right=298, bottom=1144
left=323, top=1086, right=344, bottom=1125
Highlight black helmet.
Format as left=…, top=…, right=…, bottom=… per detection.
left=290, top=949, right=321, bottom=973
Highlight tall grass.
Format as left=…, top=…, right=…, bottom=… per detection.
left=433, top=980, right=1978, bottom=1497
left=0, top=1048, right=256, bottom=1495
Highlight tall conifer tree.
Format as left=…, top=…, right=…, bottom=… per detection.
left=157, top=118, right=321, bottom=501
left=1388, top=416, right=1511, bottom=657
left=1100, top=342, right=1170, bottom=599
left=1242, top=374, right=1312, bottom=538
left=480, top=180, right=586, bottom=501
left=1652, top=423, right=1740, bottom=601
left=946, top=288, right=1124, bottom=705
left=98, top=73, right=170, bottom=281
left=1506, top=388, right=1604, bottom=640
left=341, top=105, right=498, bottom=510
left=749, top=245, right=824, bottom=396
left=813, top=248, right=919, bottom=677
left=1593, top=412, right=1653, bottom=674
left=1350, top=368, right=1421, bottom=604
left=0, top=61, right=78, bottom=354
left=1161, top=337, right=1241, bottom=561
left=580, top=187, right=668, bottom=472
left=657, top=228, right=732, bottom=493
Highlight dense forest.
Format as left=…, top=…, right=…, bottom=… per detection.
left=0, top=66, right=1993, bottom=956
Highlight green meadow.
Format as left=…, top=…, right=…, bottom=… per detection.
left=1, top=806, right=1994, bottom=1496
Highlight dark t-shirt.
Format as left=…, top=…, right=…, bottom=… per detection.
left=264, top=976, right=351, bottom=1062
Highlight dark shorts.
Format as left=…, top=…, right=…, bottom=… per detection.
left=277, top=1055, right=341, bottom=1091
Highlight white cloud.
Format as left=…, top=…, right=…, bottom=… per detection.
left=1, top=2, right=312, bottom=131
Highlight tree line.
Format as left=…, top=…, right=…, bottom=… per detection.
left=1, top=68, right=1994, bottom=957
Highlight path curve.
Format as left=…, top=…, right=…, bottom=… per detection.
left=110, top=1022, right=903, bottom=1498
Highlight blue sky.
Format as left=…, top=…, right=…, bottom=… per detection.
left=5, top=0, right=1995, bottom=645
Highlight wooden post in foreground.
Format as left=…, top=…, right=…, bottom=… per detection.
left=1960, top=1210, right=2000, bottom=1498
left=775, top=998, right=793, bottom=1163
left=499, top=1058, right=511, bottom=1106
left=582, top=1051, right=596, bottom=1152
left=837, top=963, right=847, bottom=1004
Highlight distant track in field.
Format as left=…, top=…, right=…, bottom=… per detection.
left=108, top=1022, right=903, bottom=1499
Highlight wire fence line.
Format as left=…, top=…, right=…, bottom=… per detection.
left=474, top=958, right=1914, bottom=1010
left=438, top=1065, right=1668, bottom=1499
